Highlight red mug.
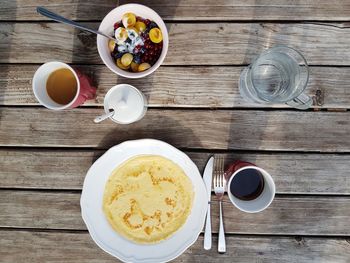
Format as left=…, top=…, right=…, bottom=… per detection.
left=225, top=160, right=275, bottom=213
left=33, top=61, right=96, bottom=110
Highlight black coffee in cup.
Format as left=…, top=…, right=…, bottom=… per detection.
left=229, top=168, right=264, bottom=201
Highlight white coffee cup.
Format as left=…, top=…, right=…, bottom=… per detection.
left=32, top=61, right=96, bottom=110
left=226, top=162, right=275, bottom=213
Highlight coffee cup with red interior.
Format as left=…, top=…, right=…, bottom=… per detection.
left=33, top=61, right=96, bottom=110
left=225, top=161, right=275, bottom=213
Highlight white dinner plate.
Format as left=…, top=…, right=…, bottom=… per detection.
left=81, top=139, right=208, bottom=263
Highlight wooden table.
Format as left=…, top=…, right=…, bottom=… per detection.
left=1, top=1, right=350, bottom=262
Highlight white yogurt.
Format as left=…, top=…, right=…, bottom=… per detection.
left=117, top=29, right=144, bottom=54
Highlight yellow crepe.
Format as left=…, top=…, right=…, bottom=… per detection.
left=103, top=155, right=194, bottom=244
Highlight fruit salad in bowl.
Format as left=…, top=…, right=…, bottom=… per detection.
left=109, top=13, right=163, bottom=73
left=97, top=4, right=168, bottom=78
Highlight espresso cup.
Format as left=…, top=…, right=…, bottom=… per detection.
left=33, top=61, right=96, bottom=110
left=225, top=161, right=275, bottom=213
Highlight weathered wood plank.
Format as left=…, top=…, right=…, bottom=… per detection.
left=1, top=0, right=350, bottom=21
left=1, top=231, right=350, bottom=263
left=1, top=65, right=349, bottom=109
left=0, top=0, right=117, bottom=21
left=121, top=0, right=350, bottom=22
left=1, top=150, right=350, bottom=195
left=0, top=108, right=349, bottom=152
left=1, top=191, right=350, bottom=235
left=1, top=23, right=350, bottom=65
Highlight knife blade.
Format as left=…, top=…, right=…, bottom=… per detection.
left=203, top=156, right=214, bottom=250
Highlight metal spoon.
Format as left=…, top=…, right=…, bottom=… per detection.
left=37, top=7, right=115, bottom=41
left=94, top=110, right=115, bottom=123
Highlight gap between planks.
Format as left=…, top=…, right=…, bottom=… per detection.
left=1, top=0, right=350, bottom=21
left=1, top=65, right=349, bottom=109
left=1, top=227, right=350, bottom=240
left=1, top=22, right=350, bottom=65
left=1, top=191, right=349, bottom=236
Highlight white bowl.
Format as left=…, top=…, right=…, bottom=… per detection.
left=97, top=4, right=169, bottom=78
left=80, top=139, right=208, bottom=263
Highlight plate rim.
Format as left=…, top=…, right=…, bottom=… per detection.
left=80, top=139, right=208, bottom=263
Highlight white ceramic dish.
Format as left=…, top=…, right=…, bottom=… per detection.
left=103, top=84, right=147, bottom=124
left=97, top=4, right=169, bottom=78
left=81, top=139, right=208, bottom=263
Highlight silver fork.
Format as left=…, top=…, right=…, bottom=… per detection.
left=213, top=155, right=226, bottom=253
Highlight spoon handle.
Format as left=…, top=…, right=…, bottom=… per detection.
left=37, top=7, right=115, bottom=41
left=94, top=110, right=115, bottom=123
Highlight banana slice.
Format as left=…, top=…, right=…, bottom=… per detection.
left=121, top=53, right=133, bottom=67
left=122, top=13, right=136, bottom=28
left=130, top=62, right=139, bottom=72
left=138, top=63, right=151, bottom=72
left=149, top=28, right=163, bottom=43
left=108, top=39, right=116, bottom=52
left=135, top=21, right=146, bottom=33
left=116, top=58, right=130, bottom=70
left=115, top=27, right=128, bottom=44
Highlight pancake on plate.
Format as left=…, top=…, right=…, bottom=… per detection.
left=103, top=155, right=194, bottom=244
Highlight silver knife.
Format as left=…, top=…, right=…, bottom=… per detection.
left=203, top=156, right=214, bottom=250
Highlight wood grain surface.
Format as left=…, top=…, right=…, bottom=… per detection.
left=1, top=190, right=349, bottom=235
left=1, top=22, right=350, bottom=65
left=1, top=0, right=350, bottom=21
left=1, top=149, right=349, bottom=195
left=0, top=108, right=349, bottom=151
left=1, top=1, right=350, bottom=262
left=1, top=231, right=350, bottom=263
left=1, top=65, right=349, bottom=108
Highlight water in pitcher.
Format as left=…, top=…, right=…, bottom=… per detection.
left=240, top=46, right=311, bottom=108
left=251, top=52, right=301, bottom=102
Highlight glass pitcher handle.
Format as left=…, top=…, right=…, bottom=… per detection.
left=286, top=93, right=313, bottom=110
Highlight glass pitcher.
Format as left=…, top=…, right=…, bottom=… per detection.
left=239, top=46, right=312, bottom=109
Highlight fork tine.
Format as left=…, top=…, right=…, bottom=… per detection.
left=213, top=170, right=216, bottom=188
left=216, top=170, right=219, bottom=188
left=217, top=156, right=221, bottom=187
left=219, top=155, right=224, bottom=187
left=213, top=155, right=218, bottom=187
left=221, top=158, right=224, bottom=187
left=222, top=163, right=224, bottom=187
left=213, top=154, right=227, bottom=188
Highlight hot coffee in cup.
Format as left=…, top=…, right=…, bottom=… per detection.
left=229, top=168, right=264, bottom=201
left=226, top=161, right=275, bottom=213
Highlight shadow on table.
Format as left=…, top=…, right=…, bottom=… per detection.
left=227, top=0, right=276, bottom=165
left=114, top=0, right=183, bottom=107
left=68, top=0, right=186, bottom=105
left=89, top=93, right=204, bottom=262
left=0, top=0, right=17, bottom=121
left=227, top=0, right=313, bottom=166
left=69, top=0, right=113, bottom=105
left=81, top=0, right=182, bottom=107
left=93, top=112, right=203, bottom=162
